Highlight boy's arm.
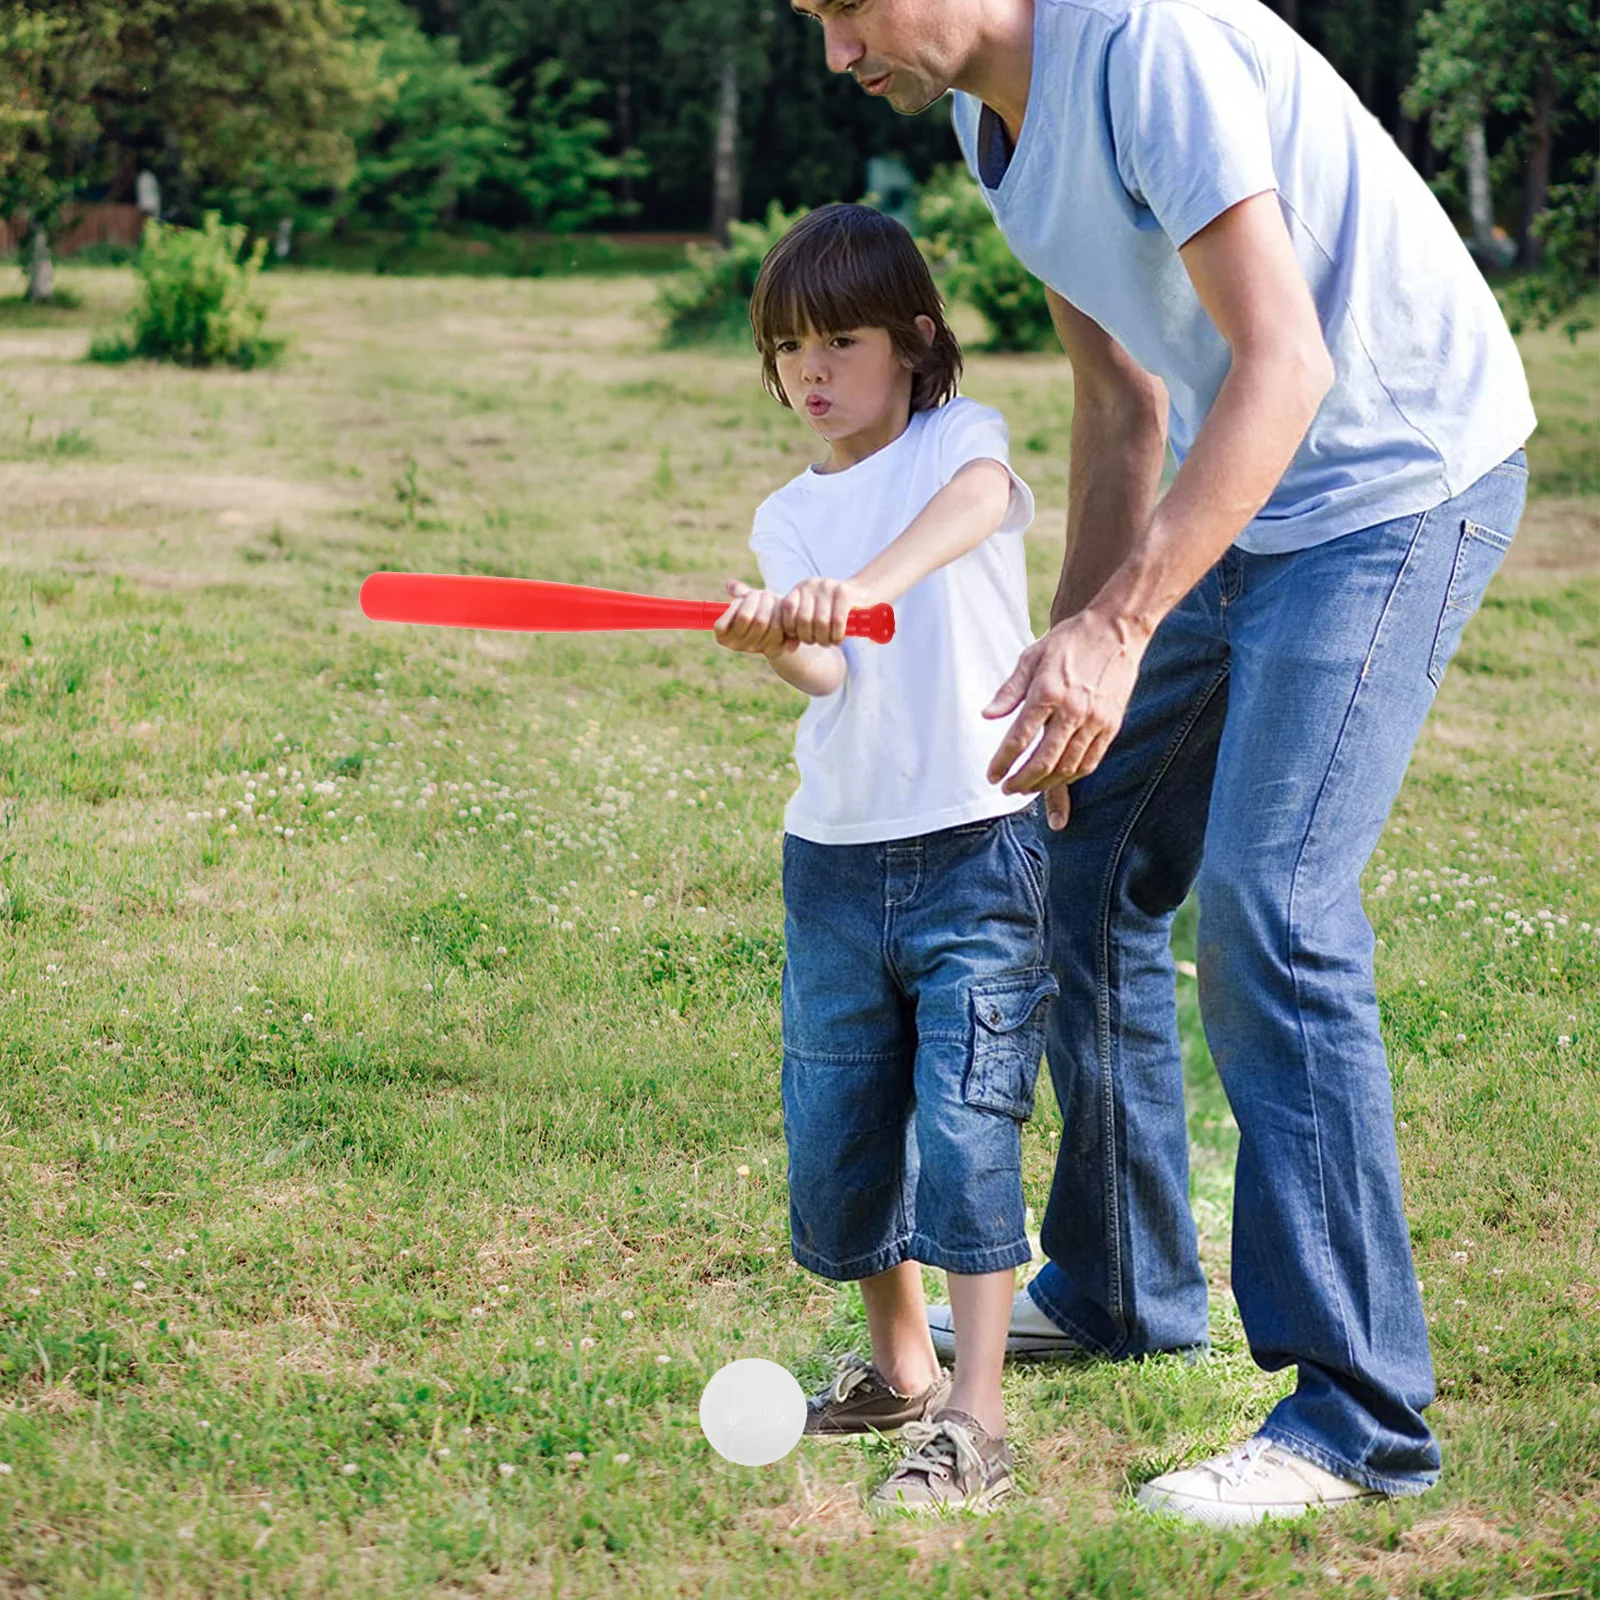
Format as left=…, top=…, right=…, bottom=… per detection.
left=714, top=579, right=846, bottom=697
left=779, top=459, right=1015, bottom=644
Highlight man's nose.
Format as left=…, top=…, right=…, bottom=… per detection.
left=821, top=19, right=864, bottom=75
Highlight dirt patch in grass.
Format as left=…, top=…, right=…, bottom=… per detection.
left=0, top=464, right=351, bottom=532
left=1503, top=497, right=1600, bottom=578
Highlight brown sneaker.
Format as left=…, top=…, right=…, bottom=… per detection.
left=803, top=1353, right=952, bottom=1437
left=868, top=1408, right=1016, bottom=1515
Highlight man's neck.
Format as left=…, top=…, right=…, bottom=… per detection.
left=952, top=0, right=1034, bottom=144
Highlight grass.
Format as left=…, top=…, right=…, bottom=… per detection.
left=0, top=265, right=1595, bottom=1598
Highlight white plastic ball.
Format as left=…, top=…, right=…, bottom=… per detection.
left=698, top=1358, right=807, bottom=1466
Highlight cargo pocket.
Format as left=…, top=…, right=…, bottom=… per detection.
left=964, top=970, right=1058, bottom=1121
left=1428, top=518, right=1513, bottom=688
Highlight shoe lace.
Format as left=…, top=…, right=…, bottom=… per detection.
left=1209, top=1436, right=1274, bottom=1488
left=828, top=1353, right=875, bottom=1404
left=893, top=1417, right=985, bottom=1489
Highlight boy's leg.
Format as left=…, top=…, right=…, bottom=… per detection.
left=944, top=1269, right=1018, bottom=1437
left=1023, top=573, right=1231, bottom=1358
left=858, top=1261, right=941, bottom=1397
left=1181, top=455, right=1527, bottom=1494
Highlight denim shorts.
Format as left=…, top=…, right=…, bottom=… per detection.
left=780, top=803, right=1058, bottom=1280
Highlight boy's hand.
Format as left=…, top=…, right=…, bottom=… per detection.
left=779, top=577, right=875, bottom=646
left=715, top=580, right=796, bottom=658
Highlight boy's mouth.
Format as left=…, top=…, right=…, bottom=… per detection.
left=806, top=395, right=832, bottom=418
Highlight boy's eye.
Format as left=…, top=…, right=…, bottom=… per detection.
left=830, top=335, right=855, bottom=348
left=775, top=340, right=800, bottom=354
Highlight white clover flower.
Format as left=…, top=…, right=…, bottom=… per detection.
left=498, top=1462, right=515, bottom=1479
left=612, top=1453, right=631, bottom=1466
left=341, top=1463, right=358, bottom=1476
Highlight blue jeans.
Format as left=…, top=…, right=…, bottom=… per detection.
left=781, top=809, right=1057, bottom=1280
left=1028, top=450, right=1528, bottom=1495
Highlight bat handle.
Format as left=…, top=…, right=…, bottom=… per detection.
left=844, top=604, right=896, bottom=644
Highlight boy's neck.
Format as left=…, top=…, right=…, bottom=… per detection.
left=817, top=397, right=915, bottom=475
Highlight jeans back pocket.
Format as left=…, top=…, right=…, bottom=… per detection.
left=1428, top=518, right=1514, bottom=688
left=964, top=970, right=1058, bottom=1121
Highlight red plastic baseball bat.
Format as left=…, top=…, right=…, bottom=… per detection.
left=359, top=571, right=896, bottom=644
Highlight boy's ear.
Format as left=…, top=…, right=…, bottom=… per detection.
left=902, top=314, right=937, bottom=369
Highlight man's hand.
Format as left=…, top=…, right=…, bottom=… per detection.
left=982, top=608, right=1150, bottom=830
left=715, top=580, right=796, bottom=658
left=779, top=577, right=876, bottom=646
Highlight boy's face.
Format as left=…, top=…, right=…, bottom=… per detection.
left=788, top=0, right=974, bottom=115
left=773, top=322, right=932, bottom=447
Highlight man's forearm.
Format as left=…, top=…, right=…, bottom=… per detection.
left=1052, top=388, right=1168, bottom=626
left=1087, top=344, right=1331, bottom=641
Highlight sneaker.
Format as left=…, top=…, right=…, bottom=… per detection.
left=803, top=1352, right=952, bottom=1437
left=927, top=1285, right=1082, bottom=1363
left=1135, top=1436, right=1384, bottom=1527
left=869, top=1408, right=1016, bottom=1515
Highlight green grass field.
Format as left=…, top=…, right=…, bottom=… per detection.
left=0, top=266, right=1596, bottom=1599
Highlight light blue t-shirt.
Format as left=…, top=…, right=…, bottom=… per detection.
left=950, top=0, right=1537, bottom=553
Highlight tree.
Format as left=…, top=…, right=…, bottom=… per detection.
left=0, top=0, right=374, bottom=299
left=1409, top=0, right=1599, bottom=262
left=0, top=4, right=121, bottom=299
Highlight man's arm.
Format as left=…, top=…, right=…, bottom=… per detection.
left=985, top=192, right=1335, bottom=827
left=778, top=459, right=1014, bottom=644
left=1045, top=289, right=1169, bottom=626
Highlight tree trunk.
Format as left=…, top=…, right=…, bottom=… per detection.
left=618, top=0, right=634, bottom=213
left=710, top=52, right=740, bottom=248
left=1464, top=118, right=1496, bottom=255
left=1518, top=57, right=1556, bottom=267
left=28, top=228, right=53, bottom=303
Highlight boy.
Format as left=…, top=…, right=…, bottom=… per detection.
left=713, top=203, right=1053, bottom=1514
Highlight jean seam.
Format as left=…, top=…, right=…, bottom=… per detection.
left=1280, top=509, right=1434, bottom=1410
left=1093, top=662, right=1232, bottom=1335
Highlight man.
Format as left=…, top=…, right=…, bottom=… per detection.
left=790, top=0, right=1534, bottom=1525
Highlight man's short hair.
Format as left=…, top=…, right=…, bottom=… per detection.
left=750, top=202, right=963, bottom=413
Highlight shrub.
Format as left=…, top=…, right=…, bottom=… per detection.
left=88, top=213, right=283, bottom=369
left=656, top=201, right=807, bottom=348
left=916, top=164, right=1055, bottom=353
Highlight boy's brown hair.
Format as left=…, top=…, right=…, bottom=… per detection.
left=749, top=203, right=963, bottom=413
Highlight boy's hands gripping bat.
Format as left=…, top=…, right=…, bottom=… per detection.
left=359, top=572, right=895, bottom=643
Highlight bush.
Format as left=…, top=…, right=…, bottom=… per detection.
left=88, top=213, right=283, bottom=369
left=655, top=201, right=807, bottom=347
left=916, top=164, right=1055, bottom=352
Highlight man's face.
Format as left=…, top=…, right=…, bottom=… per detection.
left=790, top=0, right=972, bottom=116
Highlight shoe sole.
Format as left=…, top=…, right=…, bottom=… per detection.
left=869, top=1481, right=1014, bottom=1518
left=930, top=1327, right=1083, bottom=1363
left=1134, top=1485, right=1374, bottom=1527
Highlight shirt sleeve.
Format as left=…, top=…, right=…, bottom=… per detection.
left=749, top=512, right=817, bottom=597
left=937, top=400, right=1036, bottom=537
left=1106, top=4, right=1279, bottom=249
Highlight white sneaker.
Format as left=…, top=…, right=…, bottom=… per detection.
left=1135, top=1436, right=1383, bottom=1527
left=927, top=1285, right=1083, bottom=1362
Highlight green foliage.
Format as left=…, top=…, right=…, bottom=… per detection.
left=655, top=200, right=806, bottom=348
left=916, top=164, right=1055, bottom=353
left=88, top=213, right=283, bottom=369
left=1408, top=0, right=1599, bottom=326
left=1499, top=158, right=1600, bottom=340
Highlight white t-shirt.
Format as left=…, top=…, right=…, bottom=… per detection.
left=750, top=397, right=1038, bottom=845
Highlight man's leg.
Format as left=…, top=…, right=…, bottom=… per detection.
left=1169, top=455, right=1528, bottom=1501
left=931, top=565, right=1231, bottom=1360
